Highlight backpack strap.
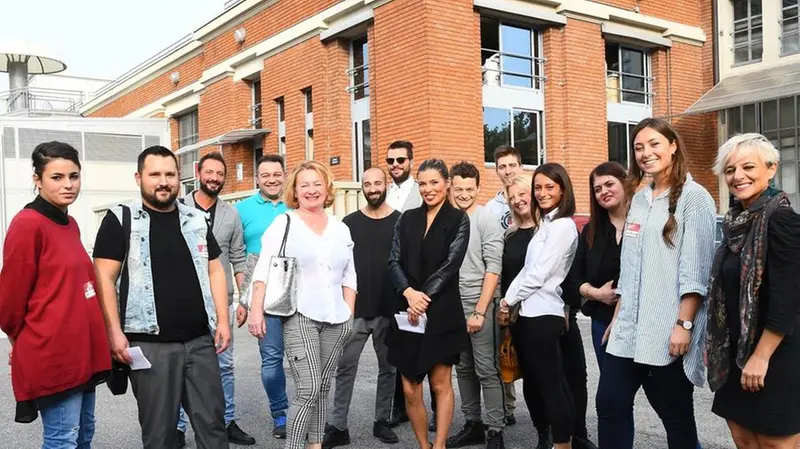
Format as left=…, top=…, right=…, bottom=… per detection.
left=119, top=205, right=131, bottom=327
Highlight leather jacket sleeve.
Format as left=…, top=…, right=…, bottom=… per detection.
left=422, top=213, right=470, bottom=300
left=388, top=214, right=410, bottom=296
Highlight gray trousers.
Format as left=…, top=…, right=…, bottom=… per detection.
left=284, top=313, right=353, bottom=449
left=456, top=298, right=506, bottom=431
left=129, top=334, right=228, bottom=449
left=330, top=317, right=396, bottom=429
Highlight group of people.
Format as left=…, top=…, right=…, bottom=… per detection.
left=0, top=115, right=798, bottom=449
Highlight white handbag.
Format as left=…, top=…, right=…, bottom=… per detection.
left=240, top=214, right=297, bottom=316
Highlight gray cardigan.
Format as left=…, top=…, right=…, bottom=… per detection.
left=183, top=192, right=247, bottom=304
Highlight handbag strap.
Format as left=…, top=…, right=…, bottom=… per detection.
left=119, top=204, right=131, bottom=327
left=278, top=213, right=291, bottom=257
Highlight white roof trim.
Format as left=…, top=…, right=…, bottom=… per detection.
left=320, top=8, right=375, bottom=41
left=474, top=0, right=567, bottom=26
left=602, top=22, right=672, bottom=48
left=174, top=128, right=270, bottom=156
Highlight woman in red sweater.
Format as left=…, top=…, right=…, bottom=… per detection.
left=0, top=141, right=110, bottom=448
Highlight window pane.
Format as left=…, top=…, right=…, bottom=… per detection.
left=781, top=97, right=795, bottom=128
left=727, top=107, right=742, bottom=135
left=734, top=0, right=748, bottom=20
left=784, top=0, right=799, bottom=10
left=501, top=25, right=532, bottom=57
left=780, top=134, right=796, bottom=161
left=484, top=108, right=511, bottom=162
left=480, top=17, right=500, bottom=51
left=605, top=43, right=620, bottom=72
left=621, top=75, right=646, bottom=103
left=752, top=27, right=763, bottom=60
left=743, top=104, right=757, bottom=132
left=608, top=122, right=628, bottom=166
left=781, top=164, right=798, bottom=194
left=783, top=32, right=800, bottom=55
left=621, top=48, right=645, bottom=76
left=502, top=72, right=533, bottom=88
left=513, top=110, right=539, bottom=166
left=752, top=0, right=762, bottom=15
left=353, top=37, right=369, bottom=100
left=763, top=100, right=778, bottom=130
left=305, top=89, right=313, bottom=113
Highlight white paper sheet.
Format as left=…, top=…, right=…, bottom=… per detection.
left=394, top=312, right=427, bottom=334
left=126, top=347, right=152, bottom=370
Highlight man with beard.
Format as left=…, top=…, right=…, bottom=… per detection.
left=385, top=140, right=422, bottom=212
left=234, top=154, right=290, bottom=439
left=446, top=162, right=505, bottom=449
left=93, top=146, right=231, bottom=449
left=322, top=167, right=401, bottom=448
left=175, top=152, right=254, bottom=446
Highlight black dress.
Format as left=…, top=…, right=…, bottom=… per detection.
left=712, top=208, right=800, bottom=436
left=387, top=200, right=471, bottom=383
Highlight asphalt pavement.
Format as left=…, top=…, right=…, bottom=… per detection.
left=0, top=320, right=735, bottom=448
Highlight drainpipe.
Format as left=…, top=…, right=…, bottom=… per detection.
left=0, top=128, right=7, bottom=268
left=712, top=0, right=720, bottom=85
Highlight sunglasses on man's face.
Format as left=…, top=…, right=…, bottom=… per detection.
left=386, top=157, right=408, bottom=166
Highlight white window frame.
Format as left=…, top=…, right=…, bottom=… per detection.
left=276, top=97, right=286, bottom=156
left=176, top=110, right=199, bottom=148
left=605, top=43, right=653, bottom=107
left=347, top=37, right=369, bottom=99
left=782, top=0, right=800, bottom=56
left=480, top=17, right=545, bottom=92
left=303, top=88, right=313, bottom=160
left=250, top=80, right=262, bottom=128
left=732, top=0, right=763, bottom=65
left=482, top=106, right=544, bottom=168
left=607, top=121, right=637, bottom=169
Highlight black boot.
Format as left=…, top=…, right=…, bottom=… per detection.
left=389, top=408, right=409, bottom=427
left=226, top=421, right=256, bottom=446
left=446, top=420, right=486, bottom=448
left=486, top=430, right=505, bottom=449
left=373, top=420, right=399, bottom=444
left=536, top=430, right=553, bottom=449
left=572, top=435, right=599, bottom=449
left=322, top=423, right=351, bottom=449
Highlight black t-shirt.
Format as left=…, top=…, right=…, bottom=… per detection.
left=500, top=226, right=535, bottom=297
left=93, top=204, right=221, bottom=343
left=191, top=192, right=217, bottom=228
left=342, top=210, right=401, bottom=319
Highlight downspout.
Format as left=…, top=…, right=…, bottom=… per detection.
left=0, top=128, right=7, bottom=269
left=712, top=0, right=720, bottom=85
left=666, top=47, right=672, bottom=117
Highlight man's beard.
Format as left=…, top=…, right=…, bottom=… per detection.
left=391, top=167, right=411, bottom=185
left=365, top=190, right=387, bottom=208
left=200, top=180, right=224, bottom=197
left=142, top=186, right=179, bottom=210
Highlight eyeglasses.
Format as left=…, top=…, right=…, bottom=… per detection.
left=385, top=157, right=408, bottom=166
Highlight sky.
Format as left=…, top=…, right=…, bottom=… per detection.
left=0, top=0, right=224, bottom=91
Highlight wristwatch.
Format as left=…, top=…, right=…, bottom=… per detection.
left=676, top=319, right=693, bottom=331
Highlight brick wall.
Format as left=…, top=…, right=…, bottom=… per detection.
left=590, top=0, right=703, bottom=27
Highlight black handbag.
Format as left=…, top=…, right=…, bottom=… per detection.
left=107, top=205, right=131, bottom=396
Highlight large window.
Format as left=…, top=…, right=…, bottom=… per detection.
left=483, top=107, right=542, bottom=166
left=304, top=88, right=314, bottom=160
left=606, top=43, right=651, bottom=105
left=733, top=0, right=763, bottom=64
left=176, top=110, right=199, bottom=196
left=276, top=97, right=285, bottom=156
left=349, top=37, right=369, bottom=100
left=177, top=110, right=198, bottom=148
left=251, top=80, right=262, bottom=129
left=480, top=17, right=543, bottom=90
left=783, top=0, right=800, bottom=56
left=608, top=122, right=636, bottom=168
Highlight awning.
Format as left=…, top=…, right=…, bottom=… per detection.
left=684, top=62, right=800, bottom=115
left=174, top=128, right=270, bottom=155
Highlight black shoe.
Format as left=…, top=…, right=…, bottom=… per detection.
left=389, top=408, right=409, bottom=427
left=175, top=429, right=186, bottom=449
left=373, top=420, right=399, bottom=444
left=536, top=430, right=553, bottom=449
left=323, top=424, right=351, bottom=448
left=505, top=414, right=516, bottom=426
left=428, top=413, right=437, bottom=432
left=446, top=420, right=486, bottom=448
left=226, top=421, right=256, bottom=446
left=486, top=430, right=505, bottom=449
left=572, top=436, right=599, bottom=449
left=273, top=415, right=287, bottom=439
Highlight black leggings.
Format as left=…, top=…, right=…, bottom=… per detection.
left=512, top=315, right=574, bottom=444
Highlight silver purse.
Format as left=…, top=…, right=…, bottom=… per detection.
left=262, top=214, right=297, bottom=316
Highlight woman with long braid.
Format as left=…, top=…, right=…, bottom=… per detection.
left=596, top=118, right=717, bottom=449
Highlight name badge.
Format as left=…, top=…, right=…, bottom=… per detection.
left=84, top=282, right=97, bottom=299
left=625, top=222, right=641, bottom=238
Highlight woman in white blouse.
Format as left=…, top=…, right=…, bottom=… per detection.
left=497, top=163, right=579, bottom=449
left=247, top=160, right=357, bottom=449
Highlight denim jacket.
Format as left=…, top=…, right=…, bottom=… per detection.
left=109, top=200, right=217, bottom=334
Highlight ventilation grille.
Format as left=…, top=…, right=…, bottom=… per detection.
left=144, top=135, right=161, bottom=149
left=85, top=133, right=142, bottom=162
left=2, top=128, right=15, bottom=159
left=18, top=128, right=83, bottom=157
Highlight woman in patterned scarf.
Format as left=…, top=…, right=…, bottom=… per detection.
left=707, top=133, right=800, bottom=449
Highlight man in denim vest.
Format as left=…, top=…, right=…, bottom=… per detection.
left=93, top=146, right=232, bottom=449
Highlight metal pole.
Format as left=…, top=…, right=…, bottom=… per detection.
left=7, top=61, right=29, bottom=112
left=0, top=126, right=7, bottom=269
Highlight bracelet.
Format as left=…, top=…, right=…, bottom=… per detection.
left=471, top=310, right=485, bottom=318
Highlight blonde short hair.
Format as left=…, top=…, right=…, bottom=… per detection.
left=713, top=133, right=780, bottom=176
left=504, top=173, right=533, bottom=235
left=284, top=160, right=336, bottom=209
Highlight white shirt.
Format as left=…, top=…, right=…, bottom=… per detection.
left=504, top=211, right=578, bottom=318
left=387, top=177, right=416, bottom=211
left=252, top=211, right=357, bottom=324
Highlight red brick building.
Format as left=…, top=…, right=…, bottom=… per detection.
left=81, top=0, right=717, bottom=211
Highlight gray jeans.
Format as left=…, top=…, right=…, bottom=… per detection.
left=330, top=316, right=396, bottom=429
left=129, top=334, right=228, bottom=449
left=456, top=299, right=506, bottom=431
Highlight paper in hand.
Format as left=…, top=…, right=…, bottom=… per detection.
left=394, top=312, right=427, bottom=334
left=126, top=347, right=152, bottom=370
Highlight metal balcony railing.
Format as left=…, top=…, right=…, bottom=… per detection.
left=0, top=87, right=86, bottom=115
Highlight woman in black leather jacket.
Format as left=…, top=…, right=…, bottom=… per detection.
left=387, top=159, right=470, bottom=449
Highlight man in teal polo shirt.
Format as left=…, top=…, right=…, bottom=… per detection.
left=235, top=153, right=290, bottom=439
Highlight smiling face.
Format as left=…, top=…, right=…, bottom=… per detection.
left=362, top=168, right=388, bottom=208
left=386, top=147, right=412, bottom=184
left=136, top=155, right=180, bottom=210
left=496, top=154, right=522, bottom=187
left=633, top=126, right=677, bottom=179
left=295, top=168, right=328, bottom=211
left=257, top=161, right=285, bottom=200
left=724, top=145, right=777, bottom=208
left=593, top=174, right=626, bottom=211
left=534, top=173, right=563, bottom=214
left=34, top=158, right=81, bottom=210
left=417, top=169, right=449, bottom=208
left=451, top=175, right=479, bottom=211
left=508, top=182, right=532, bottom=219
left=197, top=158, right=226, bottom=197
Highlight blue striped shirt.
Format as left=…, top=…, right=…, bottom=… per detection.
left=607, top=174, right=716, bottom=387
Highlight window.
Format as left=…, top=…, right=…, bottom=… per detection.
left=176, top=110, right=198, bottom=148
left=483, top=107, right=542, bottom=166
left=607, top=122, right=637, bottom=168
left=606, top=43, right=651, bottom=105
left=783, top=0, right=800, bottom=55
left=480, top=17, right=543, bottom=90
left=251, top=80, right=262, bottom=129
left=733, top=0, right=763, bottom=64
left=348, top=37, right=369, bottom=100
left=303, top=88, right=313, bottom=160
left=178, top=150, right=198, bottom=196
left=276, top=97, right=285, bottom=155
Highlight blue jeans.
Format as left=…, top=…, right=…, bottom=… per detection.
left=590, top=318, right=610, bottom=370
left=260, top=315, right=288, bottom=420
left=40, top=391, right=96, bottom=449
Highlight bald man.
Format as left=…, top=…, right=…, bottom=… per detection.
left=324, top=168, right=402, bottom=447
